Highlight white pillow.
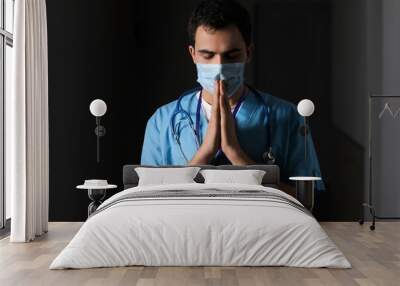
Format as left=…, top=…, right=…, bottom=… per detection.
left=200, top=169, right=266, bottom=185
left=135, top=167, right=201, bottom=186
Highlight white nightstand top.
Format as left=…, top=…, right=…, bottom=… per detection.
left=289, top=176, right=321, bottom=181
left=76, top=184, right=117, bottom=190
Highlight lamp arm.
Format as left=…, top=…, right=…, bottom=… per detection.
left=304, top=117, right=307, bottom=161
left=96, top=117, right=100, bottom=163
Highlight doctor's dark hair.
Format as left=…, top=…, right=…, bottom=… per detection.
left=188, top=0, right=252, bottom=46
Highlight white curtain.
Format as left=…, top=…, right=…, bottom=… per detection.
left=6, top=0, right=49, bottom=242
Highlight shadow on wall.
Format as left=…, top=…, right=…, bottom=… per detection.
left=253, top=0, right=364, bottom=220
left=314, top=127, right=364, bottom=221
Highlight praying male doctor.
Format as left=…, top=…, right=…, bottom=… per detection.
left=140, top=0, right=325, bottom=191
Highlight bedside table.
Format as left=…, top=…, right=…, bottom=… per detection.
left=76, top=182, right=117, bottom=217
left=289, top=176, right=321, bottom=211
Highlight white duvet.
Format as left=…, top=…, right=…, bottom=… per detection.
left=50, top=183, right=351, bottom=269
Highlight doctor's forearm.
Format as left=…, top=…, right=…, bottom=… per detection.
left=224, top=146, right=255, bottom=166
left=188, top=145, right=216, bottom=165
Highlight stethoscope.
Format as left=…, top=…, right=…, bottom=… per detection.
left=170, top=84, right=276, bottom=165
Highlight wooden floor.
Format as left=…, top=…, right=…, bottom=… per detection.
left=0, top=222, right=399, bottom=286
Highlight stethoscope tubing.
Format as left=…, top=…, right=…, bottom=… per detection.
left=171, top=84, right=275, bottom=164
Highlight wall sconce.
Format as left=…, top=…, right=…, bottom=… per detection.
left=297, top=99, right=315, bottom=161
left=291, top=99, right=320, bottom=211
left=89, top=99, right=107, bottom=163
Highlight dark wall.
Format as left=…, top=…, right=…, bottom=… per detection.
left=47, top=0, right=202, bottom=221
left=47, top=0, right=363, bottom=221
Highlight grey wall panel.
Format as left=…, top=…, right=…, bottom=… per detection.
left=370, top=96, right=400, bottom=217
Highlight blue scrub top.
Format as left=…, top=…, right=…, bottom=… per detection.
left=140, top=87, right=326, bottom=191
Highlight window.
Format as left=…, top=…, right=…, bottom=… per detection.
left=0, top=0, right=14, bottom=230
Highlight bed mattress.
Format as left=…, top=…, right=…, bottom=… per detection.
left=50, top=183, right=350, bottom=269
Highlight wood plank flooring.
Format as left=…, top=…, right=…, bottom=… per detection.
left=0, top=222, right=399, bottom=286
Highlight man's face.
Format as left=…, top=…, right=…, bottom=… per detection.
left=189, top=24, right=252, bottom=64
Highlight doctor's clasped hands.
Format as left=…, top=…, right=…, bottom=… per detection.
left=189, top=80, right=254, bottom=166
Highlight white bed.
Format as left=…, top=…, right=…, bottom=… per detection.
left=50, top=183, right=351, bottom=269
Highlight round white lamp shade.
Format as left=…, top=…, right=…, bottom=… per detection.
left=89, top=99, right=107, bottom=117
left=297, top=99, right=315, bottom=117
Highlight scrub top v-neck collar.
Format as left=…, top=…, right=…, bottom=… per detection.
left=196, top=92, right=237, bottom=121
left=195, top=87, right=256, bottom=145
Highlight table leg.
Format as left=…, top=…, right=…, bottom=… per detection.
left=295, top=180, right=315, bottom=211
left=87, top=189, right=107, bottom=217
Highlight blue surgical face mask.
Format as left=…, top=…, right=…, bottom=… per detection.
left=196, top=63, right=245, bottom=97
